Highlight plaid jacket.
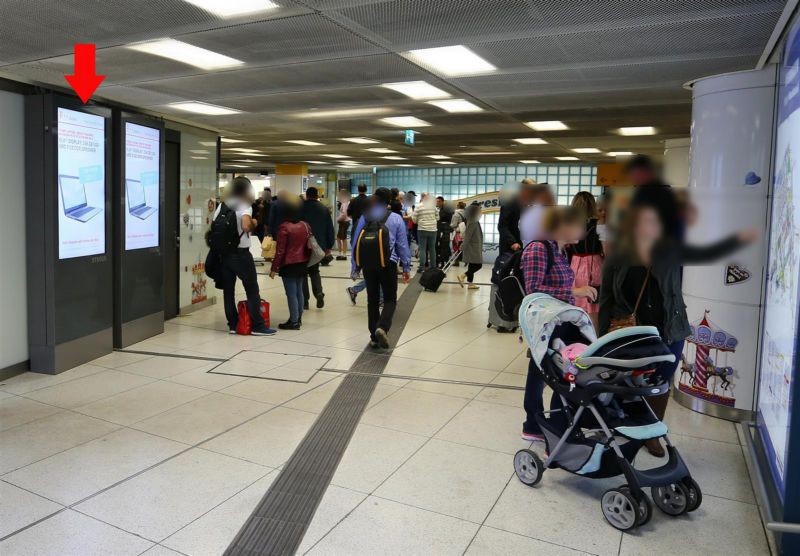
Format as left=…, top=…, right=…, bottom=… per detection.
left=521, top=240, right=575, bottom=305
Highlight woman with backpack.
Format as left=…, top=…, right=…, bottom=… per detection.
left=269, top=201, right=311, bottom=330
left=566, top=191, right=604, bottom=329
left=520, top=207, right=597, bottom=442
left=456, top=202, right=484, bottom=290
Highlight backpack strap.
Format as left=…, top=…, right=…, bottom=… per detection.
left=531, top=240, right=555, bottom=274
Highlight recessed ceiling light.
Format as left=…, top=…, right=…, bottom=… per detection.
left=379, top=116, right=432, bottom=127
left=572, top=148, right=601, bottom=153
left=367, top=148, right=398, bottom=153
left=457, top=151, right=514, bottom=155
left=608, top=151, right=634, bottom=156
left=297, top=107, right=393, bottom=119
left=234, top=159, right=259, bottom=163
left=199, top=140, right=218, bottom=146
left=322, top=154, right=348, bottom=159
left=427, top=99, right=483, bottom=113
left=221, top=137, right=246, bottom=143
left=513, top=138, right=548, bottom=145
left=520, top=160, right=541, bottom=164
left=526, top=120, right=568, bottom=131
left=341, top=137, right=380, bottom=144
left=191, top=156, right=208, bottom=160
left=556, top=156, right=580, bottom=161
left=381, top=156, right=407, bottom=160
left=168, top=102, right=241, bottom=115
left=182, top=0, right=280, bottom=18
left=228, top=164, right=249, bottom=168
left=189, top=149, right=210, bottom=154
left=381, top=81, right=451, bottom=100
left=426, top=155, right=450, bottom=159
left=127, top=39, right=244, bottom=70
left=228, top=147, right=260, bottom=153
left=285, top=140, right=324, bottom=146
left=435, top=161, right=457, bottom=165
left=618, top=126, right=656, bottom=136
left=306, top=160, right=326, bottom=164
left=407, top=45, right=496, bottom=77
left=396, top=164, right=415, bottom=167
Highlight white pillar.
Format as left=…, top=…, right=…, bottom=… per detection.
left=663, top=138, right=690, bottom=188
left=675, top=67, right=777, bottom=420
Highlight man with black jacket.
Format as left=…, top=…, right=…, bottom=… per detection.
left=346, top=183, right=369, bottom=244
left=435, top=196, right=454, bottom=267
left=301, top=187, right=335, bottom=309
left=626, top=154, right=682, bottom=240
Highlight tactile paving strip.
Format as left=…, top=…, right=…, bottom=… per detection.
left=225, top=278, right=422, bottom=556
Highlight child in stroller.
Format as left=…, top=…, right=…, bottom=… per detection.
left=514, top=293, right=702, bottom=531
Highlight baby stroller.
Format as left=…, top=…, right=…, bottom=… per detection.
left=513, top=293, right=702, bottom=531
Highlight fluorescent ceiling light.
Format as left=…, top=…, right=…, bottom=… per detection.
left=228, top=147, right=260, bottom=153
left=297, top=107, right=392, bottom=119
left=191, top=156, right=208, bottom=160
left=381, top=81, right=451, bottom=100
left=513, top=138, right=548, bottom=145
left=199, top=140, right=218, bottom=146
left=427, top=99, right=483, bottom=113
left=228, top=164, right=249, bottom=168
left=526, top=120, right=568, bottom=131
left=285, top=140, right=323, bottom=146
left=426, top=155, right=450, bottom=159
left=608, top=151, right=634, bottom=156
left=457, top=151, right=514, bottom=155
left=322, top=154, right=348, bottom=159
left=572, top=148, right=601, bottom=153
left=234, top=159, right=259, bottom=163
left=396, top=164, right=415, bottom=167
left=182, top=0, right=280, bottom=18
left=381, top=156, right=407, bottom=160
left=221, top=137, right=246, bottom=143
left=407, top=45, right=496, bottom=77
left=435, top=161, right=457, bottom=165
left=367, top=148, right=398, bottom=153
left=520, top=160, right=541, bottom=164
left=168, top=101, right=241, bottom=115
left=556, top=156, right=579, bottom=161
left=379, top=116, right=431, bottom=127
left=618, top=126, right=656, bottom=136
left=341, top=137, right=379, bottom=144
left=127, top=39, right=243, bottom=70
left=306, top=160, right=326, bottom=164
left=189, top=149, right=210, bottom=154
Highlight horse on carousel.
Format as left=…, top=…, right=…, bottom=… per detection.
left=679, top=354, right=696, bottom=387
left=702, top=355, right=736, bottom=395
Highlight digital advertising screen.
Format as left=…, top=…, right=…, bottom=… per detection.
left=124, top=122, right=160, bottom=250
left=758, top=21, right=800, bottom=495
left=56, top=107, right=106, bottom=259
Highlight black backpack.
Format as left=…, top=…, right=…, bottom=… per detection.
left=354, top=213, right=391, bottom=270
left=493, top=241, right=554, bottom=321
left=206, top=204, right=242, bottom=255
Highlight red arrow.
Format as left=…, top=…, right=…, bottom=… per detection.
left=64, top=44, right=105, bottom=104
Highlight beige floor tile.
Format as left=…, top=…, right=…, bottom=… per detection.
left=297, top=485, right=369, bottom=554
left=405, top=363, right=500, bottom=399
left=118, top=355, right=217, bottom=379
left=0, top=395, right=61, bottom=431
left=283, top=376, right=344, bottom=413
left=446, top=344, right=522, bottom=371
left=436, top=400, right=526, bottom=454
left=0, top=510, right=154, bottom=555
left=663, top=401, right=739, bottom=444
left=0, top=412, right=119, bottom=474
left=131, top=392, right=273, bottom=445
left=76, top=449, right=268, bottom=542
left=4, top=428, right=187, bottom=505
left=361, top=388, right=469, bottom=437
left=0, top=363, right=106, bottom=395
left=89, top=350, right=153, bottom=370
left=0, top=481, right=62, bottom=538
left=166, top=365, right=250, bottom=391
left=467, top=526, right=590, bottom=555
left=220, top=372, right=337, bottom=405
left=306, top=496, right=478, bottom=556
left=375, top=439, right=512, bottom=523
left=141, top=545, right=186, bottom=556
left=390, top=338, right=466, bottom=363
left=23, top=369, right=155, bottom=409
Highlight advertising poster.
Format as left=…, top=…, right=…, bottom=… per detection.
left=759, top=23, right=800, bottom=491
left=57, top=108, right=106, bottom=259
left=125, top=123, right=160, bottom=250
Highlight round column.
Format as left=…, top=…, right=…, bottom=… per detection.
left=675, top=67, right=776, bottom=420
left=663, top=138, right=690, bottom=188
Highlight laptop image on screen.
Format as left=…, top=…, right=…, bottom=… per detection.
left=59, top=175, right=102, bottom=223
left=126, top=179, right=156, bottom=220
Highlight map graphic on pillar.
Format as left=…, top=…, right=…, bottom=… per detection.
left=679, top=310, right=739, bottom=407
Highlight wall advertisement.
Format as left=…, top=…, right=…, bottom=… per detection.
left=125, top=122, right=160, bottom=250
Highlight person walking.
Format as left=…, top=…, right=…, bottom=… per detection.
left=269, top=201, right=311, bottom=330
left=351, top=187, right=411, bottom=348
left=336, top=189, right=351, bottom=260
left=599, top=205, right=756, bottom=456
left=450, top=201, right=466, bottom=267
left=435, top=196, right=454, bottom=267
left=566, top=191, right=604, bottom=329
left=347, top=183, right=369, bottom=244
left=210, top=177, right=275, bottom=336
left=301, top=187, right=335, bottom=310
left=456, top=203, right=484, bottom=290
left=520, top=207, right=596, bottom=442
left=412, top=192, right=438, bottom=270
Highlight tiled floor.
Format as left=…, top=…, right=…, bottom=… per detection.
left=0, top=262, right=770, bottom=555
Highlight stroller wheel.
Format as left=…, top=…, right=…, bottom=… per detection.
left=620, top=485, right=652, bottom=527
left=651, top=483, right=690, bottom=516
left=601, top=488, right=641, bottom=532
left=681, top=477, right=702, bottom=512
left=514, top=449, right=543, bottom=487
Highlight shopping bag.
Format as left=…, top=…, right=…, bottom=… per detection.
left=261, top=236, right=276, bottom=260
left=235, top=299, right=270, bottom=335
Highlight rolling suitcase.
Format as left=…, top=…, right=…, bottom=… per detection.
left=420, top=250, right=461, bottom=292
left=487, top=283, right=518, bottom=333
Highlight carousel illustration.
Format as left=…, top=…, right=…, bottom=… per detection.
left=678, top=310, right=739, bottom=407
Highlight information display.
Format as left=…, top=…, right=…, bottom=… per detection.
left=759, top=24, right=800, bottom=492
left=124, top=122, right=160, bottom=250
left=57, top=108, right=106, bottom=259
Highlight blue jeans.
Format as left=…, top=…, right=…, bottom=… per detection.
left=418, top=230, right=437, bottom=269
left=282, top=276, right=304, bottom=324
left=655, top=340, right=685, bottom=383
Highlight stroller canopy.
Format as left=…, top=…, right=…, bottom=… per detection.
left=519, top=293, right=597, bottom=366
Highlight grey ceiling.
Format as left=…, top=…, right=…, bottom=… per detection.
left=0, top=0, right=786, bottom=168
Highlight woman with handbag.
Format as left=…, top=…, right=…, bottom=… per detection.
left=269, top=201, right=311, bottom=330
left=599, top=205, right=757, bottom=456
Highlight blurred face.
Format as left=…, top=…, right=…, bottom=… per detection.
left=436, top=198, right=443, bottom=208
left=555, top=222, right=585, bottom=244
left=627, top=166, right=655, bottom=186
left=635, top=207, right=663, bottom=243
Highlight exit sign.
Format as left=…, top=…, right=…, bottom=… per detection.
left=404, top=129, right=415, bottom=146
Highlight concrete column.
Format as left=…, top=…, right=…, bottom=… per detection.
left=663, top=137, right=690, bottom=188
left=275, top=163, right=308, bottom=195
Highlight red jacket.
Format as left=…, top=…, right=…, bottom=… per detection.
left=271, top=221, right=310, bottom=273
